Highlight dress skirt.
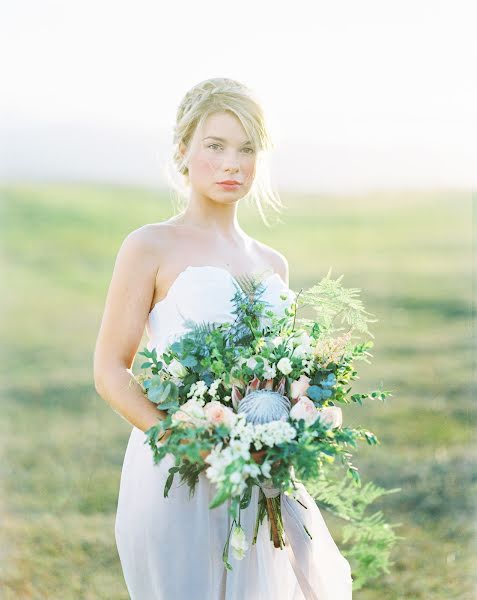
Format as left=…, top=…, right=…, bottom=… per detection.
left=115, top=426, right=353, bottom=600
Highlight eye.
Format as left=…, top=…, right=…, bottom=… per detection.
left=208, top=143, right=222, bottom=151
left=241, top=147, right=255, bottom=154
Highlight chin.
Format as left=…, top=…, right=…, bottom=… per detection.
left=212, top=189, right=248, bottom=203
left=215, top=196, right=242, bottom=205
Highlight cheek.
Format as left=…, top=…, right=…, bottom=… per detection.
left=242, top=159, right=256, bottom=183
left=191, top=151, right=221, bottom=177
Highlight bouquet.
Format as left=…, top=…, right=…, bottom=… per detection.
left=135, top=269, right=393, bottom=571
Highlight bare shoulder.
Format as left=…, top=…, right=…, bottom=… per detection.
left=120, top=220, right=186, bottom=266
left=252, top=238, right=290, bottom=286
left=94, top=221, right=179, bottom=375
left=122, top=221, right=174, bottom=252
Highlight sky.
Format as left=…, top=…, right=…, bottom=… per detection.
left=1, top=0, right=476, bottom=193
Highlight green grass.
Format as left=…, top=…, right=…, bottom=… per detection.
left=0, top=183, right=475, bottom=598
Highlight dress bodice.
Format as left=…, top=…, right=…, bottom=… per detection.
left=145, top=265, right=296, bottom=354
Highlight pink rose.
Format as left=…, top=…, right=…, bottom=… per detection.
left=317, top=406, right=342, bottom=429
left=290, top=374, right=311, bottom=400
left=289, top=396, right=318, bottom=425
left=204, top=401, right=237, bottom=428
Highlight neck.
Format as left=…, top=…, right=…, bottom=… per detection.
left=180, top=191, right=245, bottom=240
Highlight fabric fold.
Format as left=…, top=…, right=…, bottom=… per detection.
left=281, top=483, right=353, bottom=600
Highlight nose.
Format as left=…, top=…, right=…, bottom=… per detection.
left=222, top=149, right=240, bottom=173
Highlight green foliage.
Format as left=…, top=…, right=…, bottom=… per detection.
left=305, top=466, right=404, bottom=591
left=144, top=376, right=179, bottom=409
left=296, top=267, right=378, bottom=338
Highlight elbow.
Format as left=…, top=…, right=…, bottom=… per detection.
left=94, top=371, right=106, bottom=397
left=94, top=377, right=104, bottom=396
left=93, top=356, right=109, bottom=397
left=93, top=360, right=127, bottom=397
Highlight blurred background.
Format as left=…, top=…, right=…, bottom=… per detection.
left=1, top=1, right=475, bottom=598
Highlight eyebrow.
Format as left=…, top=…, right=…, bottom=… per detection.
left=202, top=136, right=252, bottom=146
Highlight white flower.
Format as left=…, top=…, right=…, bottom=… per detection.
left=271, top=336, right=283, bottom=347
left=263, top=364, right=277, bottom=380
left=187, top=380, right=208, bottom=401
left=253, top=439, right=263, bottom=451
left=260, top=461, right=272, bottom=478
left=253, top=420, right=296, bottom=446
left=293, top=343, right=313, bottom=359
left=243, top=463, right=261, bottom=477
left=317, top=406, right=343, bottom=429
left=229, top=438, right=251, bottom=460
left=289, top=396, right=319, bottom=426
left=301, top=358, right=314, bottom=374
left=205, top=464, right=225, bottom=483
left=229, top=414, right=256, bottom=446
left=167, top=358, right=187, bottom=378
left=230, top=525, right=249, bottom=560
left=230, top=471, right=243, bottom=485
left=246, top=356, right=258, bottom=370
left=171, top=398, right=206, bottom=427
left=208, top=378, right=222, bottom=399
left=276, top=357, right=293, bottom=375
left=291, top=330, right=311, bottom=347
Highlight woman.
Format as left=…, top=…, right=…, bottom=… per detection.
left=94, top=78, right=353, bottom=599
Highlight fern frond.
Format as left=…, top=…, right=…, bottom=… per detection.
left=296, top=267, right=378, bottom=338
left=304, top=465, right=403, bottom=591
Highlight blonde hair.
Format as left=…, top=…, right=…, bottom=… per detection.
left=164, top=77, right=285, bottom=227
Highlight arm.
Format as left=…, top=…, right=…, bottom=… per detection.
left=93, top=227, right=167, bottom=433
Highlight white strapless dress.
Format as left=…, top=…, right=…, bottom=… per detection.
left=115, top=265, right=353, bottom=599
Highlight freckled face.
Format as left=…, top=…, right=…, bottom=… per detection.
left=183, top=111, right=257, bottom=202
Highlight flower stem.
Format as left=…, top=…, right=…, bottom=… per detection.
left=265, top=495, right=285, bottom=548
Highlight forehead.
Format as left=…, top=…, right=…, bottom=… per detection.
left=199, top=111, right=250, bottom=144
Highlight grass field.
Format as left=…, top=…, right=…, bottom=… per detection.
left=0, top=184, right=475, bottom=599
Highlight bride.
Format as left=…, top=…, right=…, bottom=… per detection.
left=94, top=77, right=353, bottom=599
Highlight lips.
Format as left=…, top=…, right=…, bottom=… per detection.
left=217, top=180, right=242, bottom=185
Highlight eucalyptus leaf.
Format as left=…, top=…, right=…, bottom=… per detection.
left=157, top=398, right=179, bottom=411
left=148, top=381, right=178, bottom=405
left=164, top=472, right=175, bottom=497
left=306, top=385, right=323, bottom=402
left=182, top=355, right=198, bottom=367
left=170, top=341, right=183, bottom=354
